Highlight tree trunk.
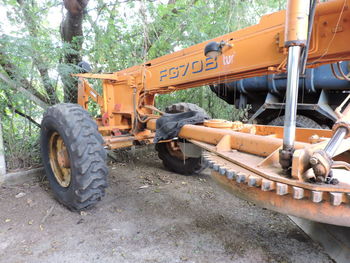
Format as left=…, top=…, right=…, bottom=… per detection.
left=60, top=0, right=89, bottom=102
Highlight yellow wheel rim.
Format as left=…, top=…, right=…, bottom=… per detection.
left=49, top=132, right=71, bottom=187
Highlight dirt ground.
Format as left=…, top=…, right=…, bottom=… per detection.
left=0, top=147, right=332, bottom=263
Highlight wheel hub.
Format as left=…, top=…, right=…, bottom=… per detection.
left=49, top=132, right=71, bottom=187
left=57, top=148, right=70, bottom=168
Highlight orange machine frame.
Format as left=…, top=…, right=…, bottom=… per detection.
left=76, top=0, right=350, bottom=141
left=74, top=0, right=350, bottom=226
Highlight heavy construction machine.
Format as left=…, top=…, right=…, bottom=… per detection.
left=41, top=0, right=350, bottom=227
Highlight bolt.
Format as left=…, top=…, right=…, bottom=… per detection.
left=309, top=157, right=319, bottom=165
left=316, top=176, right=325, bottom=183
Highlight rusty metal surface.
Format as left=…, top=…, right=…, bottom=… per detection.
left=211, top=170, right=350, bottom=227
left=195, top=123, right=350, bottom=227
left=149, top=119, right=350, bottom=189
left=147, top=116, right=350, bottom=226
left=202, top=146, right=350, bottom=192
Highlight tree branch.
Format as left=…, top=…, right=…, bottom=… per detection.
left=0, top=71, right=48, bottom=109
left=6, top=104, right=41, bottom=128
left=0, top=48, right=51, bottom=105
left=142, top=0, right=198, bottom=54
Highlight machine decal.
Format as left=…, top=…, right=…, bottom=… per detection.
left=160, top=57, right=218, bottom=81
left=223, top=54, right=234, bottom=65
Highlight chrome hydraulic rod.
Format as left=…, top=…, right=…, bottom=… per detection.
left=279, top=46, right=302, bottom=170
left=324, top=127, right=348, bottom=157
left=279, top=0, right=310, bottom=170
left=283, top=45, right=302, bottom=150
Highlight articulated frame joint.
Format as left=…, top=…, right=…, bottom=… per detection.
left=308, top=121, right=350, bottom=185
left=309, top=150, right=334, bottom=183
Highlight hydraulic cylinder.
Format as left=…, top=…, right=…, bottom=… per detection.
left=280, top=0, right=310, bottom=170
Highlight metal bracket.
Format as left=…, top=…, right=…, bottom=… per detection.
left=248, top=90, right=337, bottom=123
left=178, top=142, right=202, bottom=158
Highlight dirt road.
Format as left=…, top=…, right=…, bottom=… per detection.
left=0, top=148, right=332, bottom=263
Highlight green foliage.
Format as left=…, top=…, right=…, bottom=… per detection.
left=1, top=105, right=41, bottom=170
left=0, top=0, right=286, bottom=170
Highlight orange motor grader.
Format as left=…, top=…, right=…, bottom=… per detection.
left=40, top=0, right=350, bottom=226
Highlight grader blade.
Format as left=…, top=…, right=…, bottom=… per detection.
left=147, top=119, right=350, bottom=227
left=203, top=149, right=350, bottom=227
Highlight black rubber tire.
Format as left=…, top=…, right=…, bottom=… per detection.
left=156, top=102, right=208, bottom=175
left=40, top=103, right=108, bottom=211
left=155, top=143, right=205, bottom=175
left=268, top=115, right=322, bottom=129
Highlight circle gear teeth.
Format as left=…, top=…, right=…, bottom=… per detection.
left=292, top=187, right=304, bottom=199
left=276, top=183, right=288, bottom=195
left=262, top=179, right=276, bottom=191
left=208, top=160, right=215, bottom=168
left=236, top=173, right=246, bottom=183
left=330, top=192, right=343, bottom=206
left=226, top=170, right=236, bottom=180
left=213, top=163, right=220, bottom=171
left=202, top=152, right=350, bottom=207
left=219, top=166, right=227, bottom=175
left=311, top=191, right=323, bottom=203
left=248, top=176, right=262, bottom=187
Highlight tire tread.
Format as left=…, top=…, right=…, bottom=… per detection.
left=41, top=103, right=107, bottom=211
left=156, top=103, right=208, bottom=175
left=268, top=115, right=322, bottom=129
